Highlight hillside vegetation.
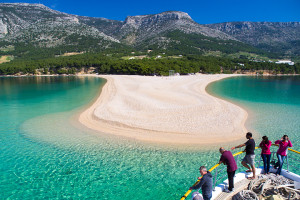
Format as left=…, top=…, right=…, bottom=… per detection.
left=1, top=53, right=299, bottom=76
left=0, top=3, right=300, bottom=75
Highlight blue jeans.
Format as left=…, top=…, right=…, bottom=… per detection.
left=261, top=154, right=271, bottom=174
left=276, top=154, right=286, bottom=175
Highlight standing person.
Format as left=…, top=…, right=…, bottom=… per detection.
left=218, top=147, right=237, bottom=193
left=274, top=135, right=292, bottom=175
left=231, top=132, right=256, bottom=179
left=259, top=136, right=272, bottom=174
left=189, top=166, right=213, bottom=200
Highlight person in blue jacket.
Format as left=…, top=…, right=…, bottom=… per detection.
left=189, top=166, right=213, bottom=200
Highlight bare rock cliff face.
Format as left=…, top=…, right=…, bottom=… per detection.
left=206, top=21, right=300, bottom=55
left=123, top=11, right=192, bottom=29
left=0, top=3, right=120, bottom=47
left=206, top=21, right=300, bottom=45
left=117, top=11, right=234, bottom=44
left=0, top=4, right=240, bottom=48
left=0, top=18, right=8, bottom=37
left=1, top=3, right=300, bottom=56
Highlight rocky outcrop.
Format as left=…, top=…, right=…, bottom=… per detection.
left=0, top=3, right=120, bottom=47
left=0, top=18, right=8, bottom=37
left=207, top=22, right=300, bottom=44
left=0, top=4, right=235, bottom=49
left=116, top=11, right=234, bottom=45
left=123, top=11, right=192, bottom=29
left=206, top=22, right=300, bottom=55
left=1, top=3, right=300, bottom=56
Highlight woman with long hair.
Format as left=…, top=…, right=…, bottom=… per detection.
left=274, top=135, right=293, bottom=175
left=259, top=136, right=272, bottom=174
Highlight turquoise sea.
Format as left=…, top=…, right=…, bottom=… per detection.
left=0, top=76, right=299, bottom=199
left=207, top=76, right=300, bottom=151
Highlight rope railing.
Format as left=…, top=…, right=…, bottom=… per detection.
left=180, top=145, right=299, bottom=200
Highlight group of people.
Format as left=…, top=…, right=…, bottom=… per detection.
left=189, top=132, right=293, bottom=200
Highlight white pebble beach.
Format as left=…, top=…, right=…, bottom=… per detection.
left=79, top=74, right=248, bottom=146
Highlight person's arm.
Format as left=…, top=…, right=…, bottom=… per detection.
left=275, top=140, right=281, bottom=145
left=219, top=155, right=224, bottom=165
left=259, top=141, right=263, bottom=148
left=288, top=140, right=293, bottom=147
left=231, top=143, right=246, bottom=150
left=189, top=177, right=206, bottom=190
left=266, top=141, right=272, bottom=148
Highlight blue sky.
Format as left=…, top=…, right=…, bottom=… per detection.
left=1, top=0, right=300, bottom=24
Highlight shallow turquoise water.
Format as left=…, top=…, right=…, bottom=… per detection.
left=207, top=75, right=300, bottom=176
left=0, top=76, right=219, bottom=199
left=1, top=76, right=299, bottom=199
left=207, top=76, right=300, bottom=151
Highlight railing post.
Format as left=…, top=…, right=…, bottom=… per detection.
left=235, top=155, right=239, bottom=163
left=286, top=154, right=289, bottom=172
left=213, top=168, right=218, bottom=191
left=258, top=155, right=261, bottom=168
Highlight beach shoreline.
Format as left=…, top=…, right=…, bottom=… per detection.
left=205, top=78, right=259, bottom=139
left=78, top=74, right=249, bottom=146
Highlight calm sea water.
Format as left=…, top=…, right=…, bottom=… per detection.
left=207, top=76, right=300, bottom=151
left=1, top=76, right=299, bottom=199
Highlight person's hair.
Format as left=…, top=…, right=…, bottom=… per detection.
left=199, top=166, right=207, bottom=172
left=246, top=132, right=252, bottom=137
left=219, top=147, right=225, bottom=153
left=283, top=135, right=288, bottom=141
left=262, top=136, right=269, bottom=144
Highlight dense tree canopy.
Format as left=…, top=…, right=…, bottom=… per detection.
left=0, top=52, right=299, bottom=76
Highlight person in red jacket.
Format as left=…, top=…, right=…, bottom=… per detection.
left=259, top=136, right=272, bottom=174
left=274, top=135, right=293, bottom=175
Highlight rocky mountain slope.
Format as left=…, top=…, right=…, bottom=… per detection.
left=0, top=3, right=120, bottom=48
left=0, top=4, right=232, bottom=46
left=77, top=11, right=253, bottom=55
left=0, top=3, right=299, bottom=59
left=206, top=22, right=300, bottom=56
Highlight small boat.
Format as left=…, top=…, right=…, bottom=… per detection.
left=180, top=144, right=300, bottom=200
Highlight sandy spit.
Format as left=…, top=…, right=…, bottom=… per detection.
left=78, top=74, right=248, bottom=146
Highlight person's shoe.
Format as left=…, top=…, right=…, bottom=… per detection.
left=224, top=188, right=233, bottom=193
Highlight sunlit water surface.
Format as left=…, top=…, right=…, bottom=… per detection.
left=1, top=76, right=299, bottom=199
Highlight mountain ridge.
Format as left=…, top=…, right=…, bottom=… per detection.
left=1, top=3, right=300, bottom=59
left=205, top=21, right=300, bottom=57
